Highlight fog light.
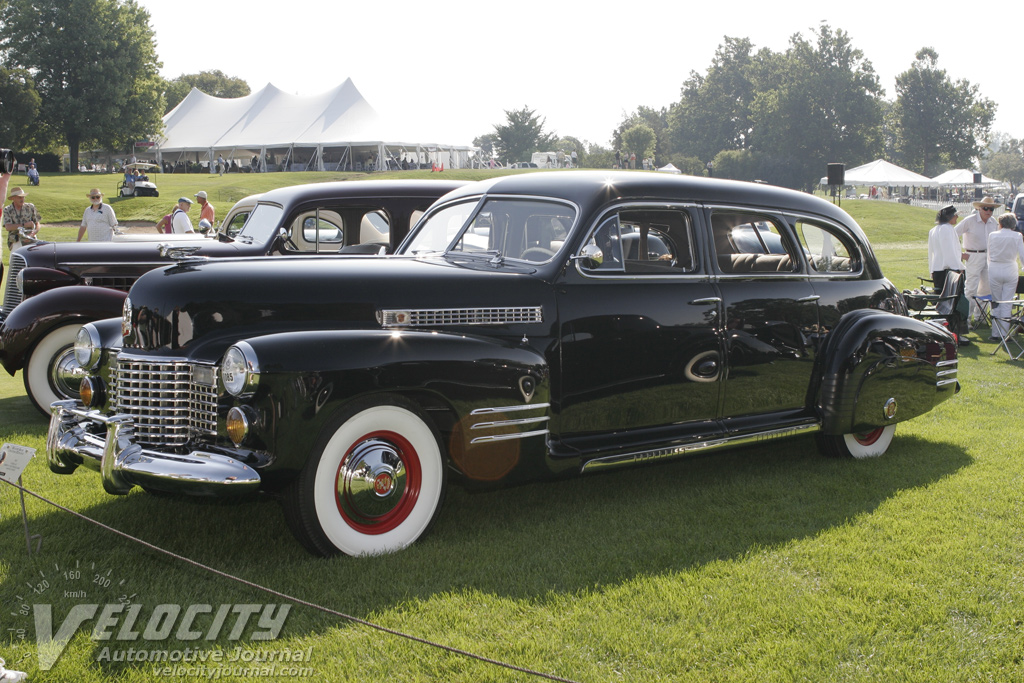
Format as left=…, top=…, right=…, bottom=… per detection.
left=79, top=377, right=103, bottom=408
left=226, top=406, right=252, bottom=446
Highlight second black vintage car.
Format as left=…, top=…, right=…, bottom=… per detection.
left=0, top=179, right=466, bottom=414
left=47, top=171, right=959, bottom=556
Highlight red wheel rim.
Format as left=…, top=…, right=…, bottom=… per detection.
left=852, top=427, right=884, bottom=446
left=335, top=430, right=422, bottom=535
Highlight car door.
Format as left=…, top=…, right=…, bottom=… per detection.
left=553, top=204, right=723, bottom=451
left=705, top=207, right=820, bottom=424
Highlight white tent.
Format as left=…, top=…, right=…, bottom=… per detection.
left=156, top=80, right=476, bottom=172
left=657, top=163, right=681, bottom=174
left=930, top=169, right=1002, bottom=186
left=819, top=159, right=936, bottom=186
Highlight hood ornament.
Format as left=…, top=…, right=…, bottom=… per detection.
left=158, top=243, right=206, bottom=262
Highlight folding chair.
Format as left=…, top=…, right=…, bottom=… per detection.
left=991, top=313, right=1024, bottom=359
left=908, top=271, right=968, bottom=340
left=971, top=294, right=993, bottom=329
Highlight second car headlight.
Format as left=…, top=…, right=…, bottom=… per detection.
left=74, top=324, right=103, bottom=370
left=221, top=343, right=260, bottom=397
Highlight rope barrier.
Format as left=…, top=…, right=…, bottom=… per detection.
left=3, top=479, right=582, bottom=683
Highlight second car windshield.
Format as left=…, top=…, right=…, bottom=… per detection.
left=402, top=198, right=575, bottom=264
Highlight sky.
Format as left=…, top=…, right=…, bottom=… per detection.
left=137, top=0, right=1019, bottom=152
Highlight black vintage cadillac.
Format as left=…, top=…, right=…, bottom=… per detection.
left=0, top=179, right=466, bottom=414
left=46, top=171, right=959, bottom=556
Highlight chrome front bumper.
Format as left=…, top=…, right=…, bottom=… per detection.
left=47, top=400, right=261, bottom=496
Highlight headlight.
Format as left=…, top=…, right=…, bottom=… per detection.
left=73, top=324, right=103, bottom=369
left=221, top=343, right=259, bottom=397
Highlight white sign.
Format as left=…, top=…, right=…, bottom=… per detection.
left=0, top=443, right=35, bottom=483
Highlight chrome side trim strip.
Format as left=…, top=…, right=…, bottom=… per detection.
left=470, top=429, right=549, bottom=444
left=471, top=403, right=551, bottom=415
left=936, top=359, right=958, bottom=367
left=380, top=306, right=543, bottom=328
left=581, top=423, right=820, bottom=473
left=936, top=379, right=959, bottom=387
left=936, top=369, right=957, bottom=377
left=471, top=416, right=550, bottom=430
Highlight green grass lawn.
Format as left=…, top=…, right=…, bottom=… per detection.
left=3, top=185, right=1022, bottom=681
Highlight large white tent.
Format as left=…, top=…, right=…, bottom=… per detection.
left=156, top=80, right=476, bottom=172
left=930, top=169, right=1002, bottom=187
left=819, top=159, right=936, bottom=186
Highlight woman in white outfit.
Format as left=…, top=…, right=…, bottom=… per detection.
left=986, top=213, right=1024, bottom=342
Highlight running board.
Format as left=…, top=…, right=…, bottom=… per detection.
left=580, top=423, right=821, bottom=473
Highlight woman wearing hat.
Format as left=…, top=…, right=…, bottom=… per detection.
left=956, top=195, right=1001, bottom=326
left=2, top=185, right=40, bottom=255
left=928, top=205, right=964, bottom=293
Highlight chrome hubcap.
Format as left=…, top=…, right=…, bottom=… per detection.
left=337, top=438, right=408, bottom=526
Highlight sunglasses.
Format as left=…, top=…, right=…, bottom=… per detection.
left=980, top=207, right=994, bottom=212
left=89, top=195, right=101, bottom=199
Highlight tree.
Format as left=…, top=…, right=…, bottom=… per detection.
left=749, top=24, right=884, bottom=189
left=492, top=106, right=556, bottom=164
left=620, top=123, right=657, bottom=162
left=668, top=37, right=760, bottom=163
left=0, top=65, right=41, bottom=148
left=614, top=106, right=669, bottom=164
left=892, top=48, right=994, bottom=175
left=982, top=138, right=1024, bottom=189
left=472, top=133, right=499, bottom=158
left=0, top=0, right=164, bottom=171
left=163, top=70, right=251, bottom=113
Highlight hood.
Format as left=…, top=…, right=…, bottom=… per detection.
left=122, top=255, right=554, bottom=361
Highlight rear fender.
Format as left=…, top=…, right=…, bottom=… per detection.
left=816, top=309, right=958, bottom=435
left=0, top=286, right=127, bottom=374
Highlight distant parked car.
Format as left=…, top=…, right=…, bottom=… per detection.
left=0, top=180, right=466, bottom=413
left=47, top=171, right=959, bottom=557
left=110, top=193, right=261, bottom=242
left=509, top=162, right=539, bottom=169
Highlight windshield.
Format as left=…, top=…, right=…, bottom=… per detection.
left=402, top=197, right=575, bottom=263
left=236, top=204, right=285, bottom=244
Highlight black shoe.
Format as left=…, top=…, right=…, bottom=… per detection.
left=959, top=337, right=973, bottom=346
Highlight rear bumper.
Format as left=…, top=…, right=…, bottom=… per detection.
left=46, top=400, right=260, bottom=496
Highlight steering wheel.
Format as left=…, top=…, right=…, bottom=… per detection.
left=519, top=247, right=555, bottom=262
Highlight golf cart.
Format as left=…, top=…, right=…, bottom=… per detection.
left=118, top=162, right=160, bottom=197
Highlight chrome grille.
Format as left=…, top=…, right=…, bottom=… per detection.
left=380, top=306, right=543, bottom=328
left=83, top=275, right=136, bottom=292
left=112, top=357, right=218, bottom=446
left=2, top=252, right=27, bottom=316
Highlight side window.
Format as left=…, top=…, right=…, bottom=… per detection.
left=580, top=208, right=696, bottom=274
left=360, top=210, right=390, bottom=244
left=792, top=219, right=860, bottom=274
left=223, top=210, right=249, bottom=238
left=712, top=212, right=797, bottom=274
left=287, top=209, right=345, bottom=252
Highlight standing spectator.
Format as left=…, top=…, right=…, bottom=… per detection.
left=570, top=149, right=577, bottom=168
left=629, top=152, right=636, bottom=169
left=3, top=186, right=40, bottom=255
left=217, top=154, right=226, bottom=176
left=615, top=150, right=621, bottom=169
left=986, top=213, right=1024, bottom=342
left=195, top=190, right=215, bottom=228
left=927, top=205, right=963, bottom=293
left=171, top=197, right=195, bottom=234
left=77, top=189, right=118, bottom=242
left=956, top=196, right=1001, bottom=327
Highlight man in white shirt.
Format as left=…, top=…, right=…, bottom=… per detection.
left=77, top=189, right=118, bottom=242
left=956, top=196, right=1001, bottom=325
left=927, top=205, right=963, bottom=293
left=171, top=197, right=195, bottom=234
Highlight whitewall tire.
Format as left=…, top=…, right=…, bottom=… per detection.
left=23, top=324, right=84, bottom=416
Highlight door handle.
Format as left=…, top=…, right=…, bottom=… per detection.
left=797, top=295, right=821, bottom=303
left=689, top=297, right=722, bottom=306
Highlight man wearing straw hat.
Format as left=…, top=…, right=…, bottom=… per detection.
left=77, top=188, right=118, bottom=242
left=956, top=195, right=1001, bottom=327
left=2, top=185, right=40, bottom=256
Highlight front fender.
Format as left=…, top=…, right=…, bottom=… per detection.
left=816, top=309, right=959, bottom=435
left=0, top=286, right=127, bottom=374
left=232, top=329, right=551, bottom=483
